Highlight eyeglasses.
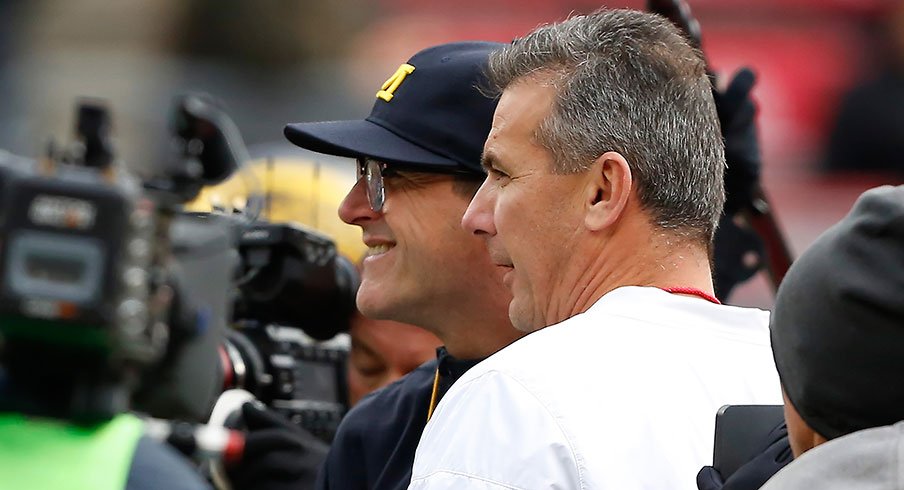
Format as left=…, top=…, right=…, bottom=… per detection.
left=355, top=157, right=474, bottom=212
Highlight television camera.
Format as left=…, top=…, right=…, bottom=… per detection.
left=0, top=95, right=357, bottom=445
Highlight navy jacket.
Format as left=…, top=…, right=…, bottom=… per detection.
left=315, top=348, right=480, bottom=490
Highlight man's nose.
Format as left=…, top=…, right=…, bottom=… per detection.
left=461, top=179, right=496, bottom=238
left=339, top=178, right=379, bottom=226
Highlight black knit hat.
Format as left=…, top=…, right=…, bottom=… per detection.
left=771, top=185, right=904, bottom=440
left=284, top=41, right=502, bottom=174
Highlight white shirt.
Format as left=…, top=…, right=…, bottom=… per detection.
left=409, top=286, right=782, bottom=490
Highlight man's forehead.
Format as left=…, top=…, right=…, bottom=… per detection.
left=483, top=85, right=555, bottom=164
left=495, top=82, right=555, bottom=134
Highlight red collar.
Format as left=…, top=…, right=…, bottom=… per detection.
left=660, top=286, right=721, bottom=305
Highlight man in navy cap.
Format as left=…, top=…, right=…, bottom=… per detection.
left=282, top=41, right=523, bottom=490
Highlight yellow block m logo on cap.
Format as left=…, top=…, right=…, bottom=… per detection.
left=377, top=64, right=415, bottom=102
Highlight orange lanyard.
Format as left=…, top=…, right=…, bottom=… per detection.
left=426, top=367, right=440, bottom=422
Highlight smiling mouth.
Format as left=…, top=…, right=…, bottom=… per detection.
left=366, top=244, right=393, bottom=256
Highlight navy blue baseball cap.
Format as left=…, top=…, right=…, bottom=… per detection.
left=284, top=41, right=502, bottom=174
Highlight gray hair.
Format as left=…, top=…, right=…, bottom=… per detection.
left=486, top=8, right=726, bottom=244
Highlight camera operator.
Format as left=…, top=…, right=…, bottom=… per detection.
left=346, top=312, right=440, bottom=407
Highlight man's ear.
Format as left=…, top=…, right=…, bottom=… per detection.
left=584, top=151, right=632, bottom=231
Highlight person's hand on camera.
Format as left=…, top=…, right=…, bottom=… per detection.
left=225, top=402, right=329, bottom=490
left=713, top=68, right=762, bottom=216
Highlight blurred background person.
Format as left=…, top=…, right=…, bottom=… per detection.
left=823, top=2, right=904, bottom=176
left=345, top=312, right=439, bottom=407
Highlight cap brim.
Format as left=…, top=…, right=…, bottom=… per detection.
left=284, top=119, right=460, bottom=169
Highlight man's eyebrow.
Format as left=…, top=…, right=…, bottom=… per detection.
left=480, top=151, right=497, bottom=172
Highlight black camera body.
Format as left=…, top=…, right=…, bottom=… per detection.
left=235, top=222, right=357, bottom=341
left=222, top=221, right=358, bottom=442
left=224, top=321, right=349, bottom=442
